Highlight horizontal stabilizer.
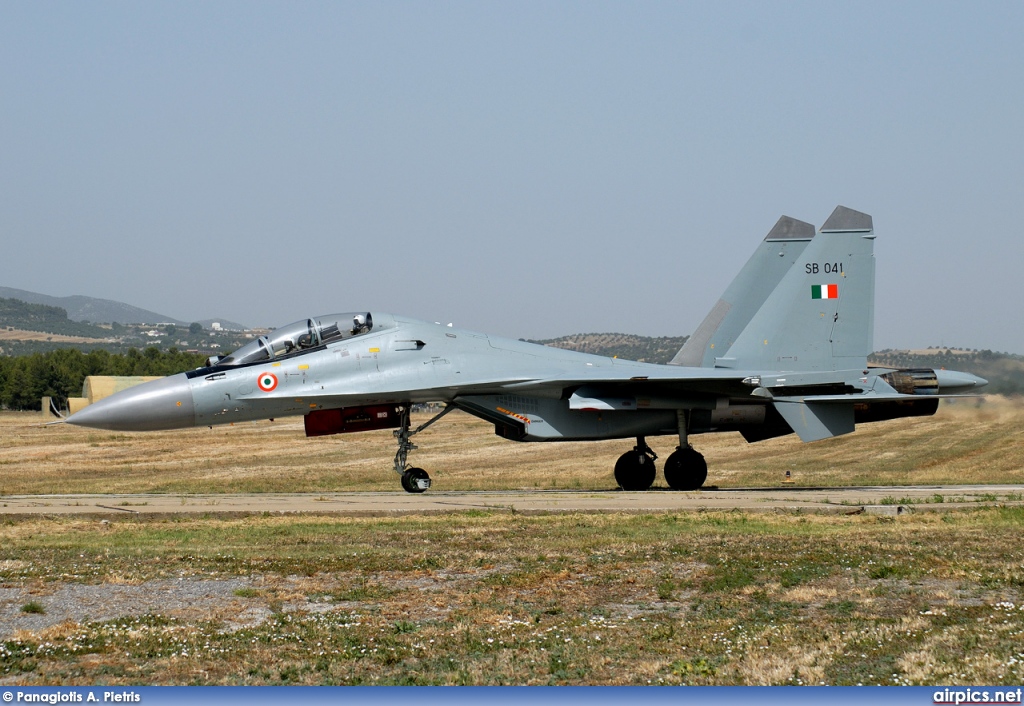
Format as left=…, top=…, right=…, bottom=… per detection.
left=772, top=399, right=855, bottom=442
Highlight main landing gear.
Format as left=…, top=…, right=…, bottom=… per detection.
left=614, top=437, right=658, bottom=491
left=664, top=409, right=707, bottom=491
left=614, top=411, right=708, bottom=491
left=393, top=405, right=455, bottom=493
left=663, top=446, right=707, bottom=491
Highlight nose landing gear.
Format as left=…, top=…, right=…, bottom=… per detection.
left=393, top=405, right=455, bottom=493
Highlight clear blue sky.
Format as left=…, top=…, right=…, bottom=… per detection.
left=2, top=2, right=1022, bottom=352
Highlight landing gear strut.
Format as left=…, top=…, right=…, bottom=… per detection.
left=614, top=436, right=658, bottom=491
left=663, top=410, right=707, bottom=490
left=393, top=404, right=455, bottom=493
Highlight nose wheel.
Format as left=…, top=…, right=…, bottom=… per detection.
left=401, top=467, right=431, bottom=493
left=614, top=437, right=658, bottom=491
left=392, top=405, right=454, bottom=493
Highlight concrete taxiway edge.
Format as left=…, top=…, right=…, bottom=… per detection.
left=1, top=485, right=1021, bottom=519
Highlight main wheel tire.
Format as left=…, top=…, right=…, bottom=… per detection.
left=663, top=447, right=708, bottom=491
left=614, top=451, right=656, bottom=491
left=402, top=467, right=430, bottom=493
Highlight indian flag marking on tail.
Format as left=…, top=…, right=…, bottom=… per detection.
left=811, top=283, right=838, bottom=299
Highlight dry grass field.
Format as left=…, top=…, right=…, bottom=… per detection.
left=2, top=397, right=1024, bottom=685
left=1, top=396, right=1022, bottom=495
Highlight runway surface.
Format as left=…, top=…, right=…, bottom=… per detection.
left=1, top=485, right=1021, bottom=518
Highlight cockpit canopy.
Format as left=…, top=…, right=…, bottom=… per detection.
left=217, top=312, right=373, bottom=367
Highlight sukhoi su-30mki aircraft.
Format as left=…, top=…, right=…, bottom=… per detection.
left=66, top=206, right=987, bottom=493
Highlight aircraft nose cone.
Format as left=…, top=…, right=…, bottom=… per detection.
left=934, top=369, right=988, bottom=393
left=66, top=374, right=196, bottom=431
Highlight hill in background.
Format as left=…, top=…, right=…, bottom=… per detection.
left=0, top=297, right=253, bottom=358
left=0, top=286, right=182, bottom=325
left=529, top=333, right=689, bottom=364
left=0, top=297, right=112, bottom=339
left=1, top=294, right=1021, bottom=396
left=871, top=348, right=1024, bottom=395
left=0, top=286, right=245, bottom=329
left=535, top=334, right=1024, bottom=395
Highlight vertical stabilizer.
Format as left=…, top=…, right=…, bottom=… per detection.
left=716, top=206, right=875, bottom=373
left=670, top=215, right=815, bottom=367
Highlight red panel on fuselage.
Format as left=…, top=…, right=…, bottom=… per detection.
left=304, top=405, right=403, bottom=437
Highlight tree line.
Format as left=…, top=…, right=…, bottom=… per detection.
left=0, top=348, right=207, bottom=411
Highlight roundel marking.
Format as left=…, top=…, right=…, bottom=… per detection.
left=257, top=372, right=278, bottom=392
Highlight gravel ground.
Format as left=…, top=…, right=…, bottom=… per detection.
left=0, top=578, right=256, bottom=638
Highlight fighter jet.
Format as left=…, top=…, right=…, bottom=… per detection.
left=66, top=206, right=986, bottom=493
